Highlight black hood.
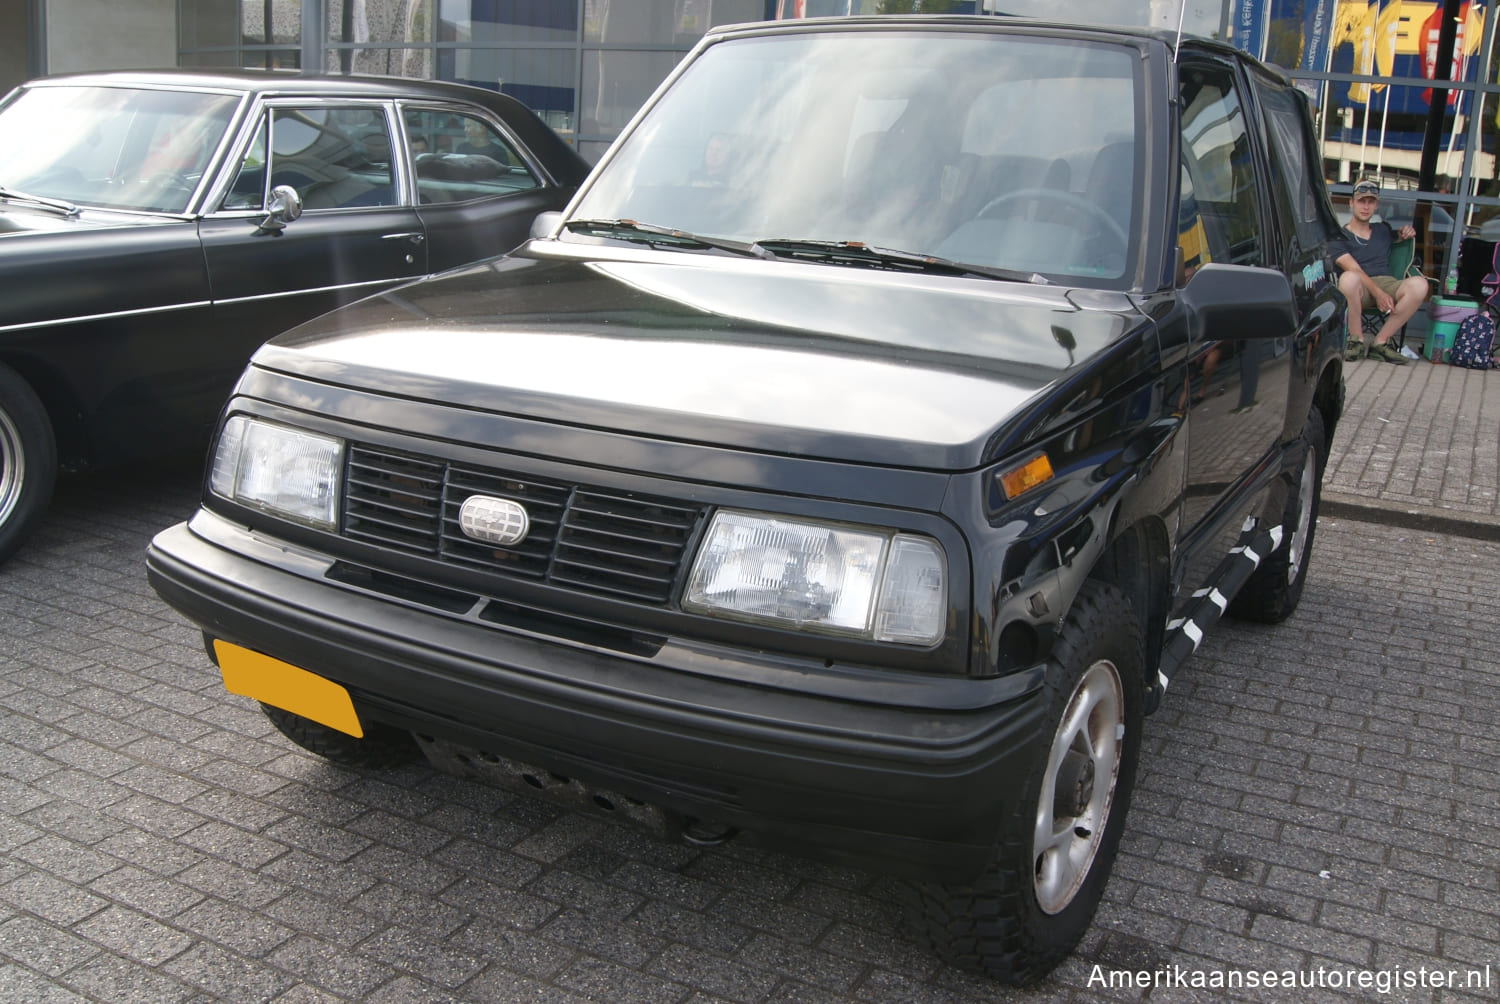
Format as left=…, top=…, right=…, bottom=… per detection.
left=253, top=243, right=1138, bottom=470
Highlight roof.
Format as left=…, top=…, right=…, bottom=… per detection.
left=702, top=14, right=1268, bottom=70
left=20, top=68, right=518, bottom=107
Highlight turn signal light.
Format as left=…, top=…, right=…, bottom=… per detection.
left=998, top=452, right=1054, bottom=500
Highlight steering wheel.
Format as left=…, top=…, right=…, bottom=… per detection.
left=978, top=187, right=1128, bottom=247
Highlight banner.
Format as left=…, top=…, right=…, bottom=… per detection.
left=1349, top=0, right=1402, bottom=103
left=1299, top=0, right=1336, bottom=99
left=1232, top=0, right=1271, bottom=58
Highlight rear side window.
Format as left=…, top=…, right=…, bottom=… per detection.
left=1253, top=72, right=1341, bottom=251
left=403, top=107, right=538, bottom=203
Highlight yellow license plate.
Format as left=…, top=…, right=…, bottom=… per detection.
left=214, top=641, right=363, bottom=738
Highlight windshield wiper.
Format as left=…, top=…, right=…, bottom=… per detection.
left=564, top=218, right=771, bottom=259
left=0, top=184, right=79, bottom=217
left=752, top=239, right=1047, bottom=284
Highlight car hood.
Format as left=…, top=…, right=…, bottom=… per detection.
left=0, top=204, right=172, bottom=236
left=253, top=244, right=1139, bottom=470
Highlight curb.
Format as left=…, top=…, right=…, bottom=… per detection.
left=1321, top=491, right=1500, bottom=542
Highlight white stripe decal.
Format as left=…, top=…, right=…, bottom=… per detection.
left=1182, top=620, right=1204, bottom=649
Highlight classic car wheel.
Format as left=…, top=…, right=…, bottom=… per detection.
left=0, top=364, right=58, bottom=567
left=1229, top=407, right=1326, bottom=624
left=907, top=580, right=1143, bottom=984
left=261, top=704, right=420, bottom=769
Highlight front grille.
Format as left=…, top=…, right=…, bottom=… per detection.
left=341, top=444, right=703, bottom=607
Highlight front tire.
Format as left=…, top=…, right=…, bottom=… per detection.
left=0, top=364, right=58, bottom=567
left=1230, top=407, right=1326, bottom=624
left=907, top=580, right=1144, bottom=984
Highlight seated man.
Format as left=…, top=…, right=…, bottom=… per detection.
left=1333, top=178, right=1425, bottom=365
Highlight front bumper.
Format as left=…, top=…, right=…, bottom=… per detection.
left=147, top=510, right=1049, bottom=883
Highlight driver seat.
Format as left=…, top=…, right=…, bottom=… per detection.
left=1085, top=141, right=1135, bottom=237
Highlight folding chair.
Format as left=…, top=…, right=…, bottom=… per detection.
left=1358, top=236, right=1429, bottom=352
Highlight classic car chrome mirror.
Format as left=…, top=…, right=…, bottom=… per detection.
left=258, top=185, right=303, bottom=233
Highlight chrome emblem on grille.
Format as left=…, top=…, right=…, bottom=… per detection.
left=458, top=496, right=529, bottom=546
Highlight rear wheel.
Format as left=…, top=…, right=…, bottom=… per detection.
left=1230, top=407, right=1326, bottom=623
left=261, top=704, right=419, bottom=769
left=907, top=580, right=1144, bottom=984
left=0, top=364, right=58, bottom=567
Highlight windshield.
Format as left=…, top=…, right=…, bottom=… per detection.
left=0, top=85, right=240, bottom=214
left=570, top=30, right=1143, bottom=285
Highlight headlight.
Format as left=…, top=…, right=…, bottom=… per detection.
left=209, top=415, right=343, bottom=529
left=684, top=510, right=946, bottom=645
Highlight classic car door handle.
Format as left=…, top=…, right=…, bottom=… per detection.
left=381, top=232, right=425, bottom=244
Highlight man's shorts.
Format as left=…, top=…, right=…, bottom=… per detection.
left=1351, top=274, right=1405, bottom=310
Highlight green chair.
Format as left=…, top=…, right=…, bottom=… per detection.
left=1359, top=236, right=1428, bottom=352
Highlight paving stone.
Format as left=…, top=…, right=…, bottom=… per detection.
left=0, top=914, right=101, bottom=976
left=5, top=389, right=1500, bottom=1001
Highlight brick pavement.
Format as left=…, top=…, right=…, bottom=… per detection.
left=1325, top=360, right=1500, bottom=538
left=1, top=395, right=1498, bottom=1001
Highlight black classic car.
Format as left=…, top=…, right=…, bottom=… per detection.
left=0, top=69, right=588, bottom=564
left=148, top=17, right=1347, bottom=983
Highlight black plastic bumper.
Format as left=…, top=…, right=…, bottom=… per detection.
left=146, top=511, right=1049, bottom=883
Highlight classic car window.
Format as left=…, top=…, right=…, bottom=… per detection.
left=569, top=31, right=1143, bottom=287
left=0, top=84, right=238, bottom=213
left=222, top=118, right=268, bottom=211
left=403, top=107, right=539, bottom=203
left=1178, top=64, right=1264, bottom=268
left=224, top=105, right=397, bottom=212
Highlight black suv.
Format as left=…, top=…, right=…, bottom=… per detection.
left=148, top=17, right=1347, bottom=983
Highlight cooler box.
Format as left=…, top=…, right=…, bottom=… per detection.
left=1427, top=295, right=1479, bottom=362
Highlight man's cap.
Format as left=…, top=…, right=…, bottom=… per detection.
left=1352, top=179, right=1381, bottom=198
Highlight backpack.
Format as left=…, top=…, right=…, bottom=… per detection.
left=1451, top=310, right=1498, bottom=369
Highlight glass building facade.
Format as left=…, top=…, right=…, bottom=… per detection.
left=179, top=1, right=773, bottom=162
left=177, top=0, right=1500, bottom=279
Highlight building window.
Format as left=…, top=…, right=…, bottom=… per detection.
left=181, top=2, right=773, bottom=159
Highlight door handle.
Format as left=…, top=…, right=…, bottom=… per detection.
left=382, top=232, right=425, bottom=245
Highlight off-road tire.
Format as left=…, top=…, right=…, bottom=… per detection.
left=905, top=579, right=1145, bottom=984
left=0, top=363, right=57, bottom=568
left=1229, top=408, right=1327, bottom=624
left=261, top=704, right=419, bottom=769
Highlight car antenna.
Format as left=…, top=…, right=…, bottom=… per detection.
left=1173, top=0, right=1186, bottom=61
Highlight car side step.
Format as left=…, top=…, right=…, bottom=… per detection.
left=1146, top=519, right=1284, bottom=713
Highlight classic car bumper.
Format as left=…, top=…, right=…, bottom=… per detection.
left=147, top=511, right=1049, bottom=883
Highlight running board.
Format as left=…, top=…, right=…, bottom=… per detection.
left=1145, top=519, right=1284, bottom=714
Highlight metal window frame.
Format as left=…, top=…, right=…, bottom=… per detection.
left=179, top=0, right=777, bottom=151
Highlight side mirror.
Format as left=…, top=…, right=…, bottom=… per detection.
left=530, top=210, right=562, bottom=241
left=1181, top=263, right=1296, bottom=340
left=258, top=185, right=303, bottom=233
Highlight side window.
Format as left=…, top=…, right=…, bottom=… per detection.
left=1254, top=73, right=1340, bottom=250
left=223, top=118, right=267, bottom=210
left=1178, top=64, right=1264, bottom=270
left=1178, top=158, right=1212, bottom=281
left=403, top=107, right=539, bottom=204
left=227, top=105, right=397, bottom=212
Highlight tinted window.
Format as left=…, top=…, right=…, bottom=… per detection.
left=1254, top=72, right=1340, bottom=251
left=403, top=108, right=538, bottom=203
